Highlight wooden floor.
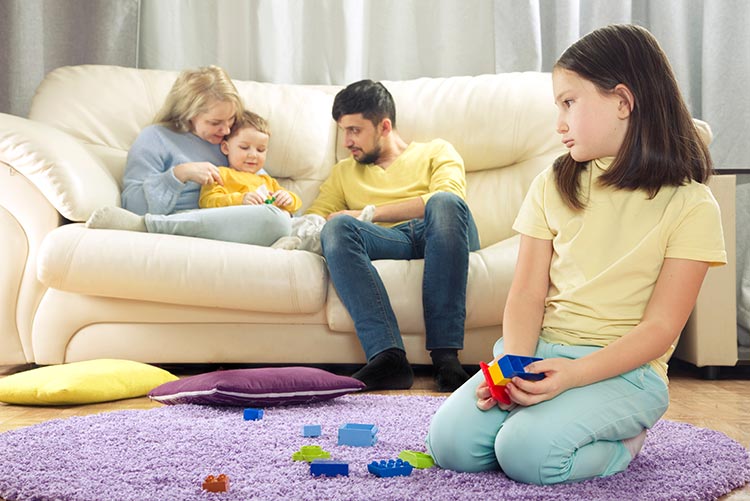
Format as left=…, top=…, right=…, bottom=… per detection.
left=1, top=361, right=749, bottom=500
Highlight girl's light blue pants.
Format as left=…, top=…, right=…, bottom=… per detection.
left=425, top=338, right=668, bottom=485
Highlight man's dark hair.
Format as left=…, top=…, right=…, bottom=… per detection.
left=332, top=79, right=396, bottom=128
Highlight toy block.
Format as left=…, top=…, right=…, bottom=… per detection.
left=480, top=355, right=545, bottom=405
left=487, top=361, right=508, bottom=385
left=398, top=450, right=435, bottom=469
left=243, top=408, right=264, bottom=421
left=367, top=459, right=414, bottom=478
left=292, top=445, right=331, bottom=462
left=338, top=423, right=378, bottom=447
left=480, top=361, right=511, bottom=405
left=499, top=354, right=545, bottom=381
left=302, top=424, right=322, bottom=437
left=202, top=474, right=229, bottom=492
left=310, top=459, right=349, bottom=477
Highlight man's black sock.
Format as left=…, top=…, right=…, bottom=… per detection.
left=431, top=348, right=470, bottom=393
left=351, top=348, right=414, bottom=391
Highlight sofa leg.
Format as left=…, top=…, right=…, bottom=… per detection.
left=700, top=366, right=721, bottom=380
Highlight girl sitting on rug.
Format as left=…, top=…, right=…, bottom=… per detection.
left=425, top=24, right=726, bottom=485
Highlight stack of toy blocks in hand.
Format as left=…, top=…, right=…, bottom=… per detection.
left=479, top=354, right=545, bottom=405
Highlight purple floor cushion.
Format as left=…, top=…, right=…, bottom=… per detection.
left=148, top=366, right=365, bottom=406
left=0, top=395, right=747, bottom=501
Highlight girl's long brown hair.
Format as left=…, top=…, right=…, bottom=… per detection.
left=553, top=24, right=712, bottom=210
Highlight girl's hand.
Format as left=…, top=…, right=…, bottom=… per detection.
left=272, top=190, right=293, bottom=207
left=173, top=162, right=223, bottom=186
left=506, top=358, right=582, bottom=406
left=242, top=192, right=264, bottom=205
left=476, top=379, right=515, bottom=412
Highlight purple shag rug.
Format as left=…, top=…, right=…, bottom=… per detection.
left=0, top=395, right=748, bottom=501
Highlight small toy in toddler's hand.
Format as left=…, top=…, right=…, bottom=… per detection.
left=255, top=184, right=276, bottom=204
left=480, top=354, right=545, bottom=405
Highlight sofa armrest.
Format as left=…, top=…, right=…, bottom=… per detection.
left=0, top=113, right=120, bottom=222
left=673, top=174, right=737, bottom=368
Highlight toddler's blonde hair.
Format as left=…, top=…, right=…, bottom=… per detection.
left=227, top=110, right=271, bottom=139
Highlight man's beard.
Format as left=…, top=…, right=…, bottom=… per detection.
left=355, top=145, right=381, bottom=165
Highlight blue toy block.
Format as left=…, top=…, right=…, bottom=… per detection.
left=310, top=459, right=349, bottom=477
left=367, top=459, right=414, bottom=478
left=302, top=424, right=322, bottom=437
left=337, top=423, right=378, bottom=447
left=243, top=408, right=264, bottom=421
left=498, top=354, right=545, bottom=381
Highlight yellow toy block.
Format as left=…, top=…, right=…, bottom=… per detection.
left=487, top=360, right=511, bottom=386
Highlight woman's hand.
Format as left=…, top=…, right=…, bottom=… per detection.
left=173, top=162, right=223, bottom=186
left=242, top=192, right=265, bottom=205
left=272, top=190, right=293, bottom=207
left=505, top=358, right=583, bottom=406
left=475, top=379, right=515, bottom=412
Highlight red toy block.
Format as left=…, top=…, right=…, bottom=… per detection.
left=202, top=473, right=229, bottom=492
left=480, top=361, right=511, bottom=405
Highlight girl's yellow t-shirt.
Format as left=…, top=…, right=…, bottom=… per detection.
left=513, top=157, right=726, bottom=381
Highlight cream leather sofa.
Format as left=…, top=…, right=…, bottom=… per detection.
left=0, top=65, right=737, bottom=374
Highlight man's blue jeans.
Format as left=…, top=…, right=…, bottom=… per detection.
left=320, top=192, right=480, bottom=361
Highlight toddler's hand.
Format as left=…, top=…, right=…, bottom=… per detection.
left=272, top=190, right=293, bottom=207
left=242, top=192, right=264, bottom=205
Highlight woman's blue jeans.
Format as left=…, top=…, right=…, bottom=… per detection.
left=320, top=192, right=480, bottom=361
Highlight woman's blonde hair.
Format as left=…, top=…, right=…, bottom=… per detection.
left=153, top=66, right=244, bottom=133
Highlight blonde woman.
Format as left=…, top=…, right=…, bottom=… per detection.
left=87, top=66, right=292, bottom=246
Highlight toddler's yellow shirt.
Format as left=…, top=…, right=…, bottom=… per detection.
left=199, top=167, right=302, bottom=214
left=513, top=157, right=726, bottom=381
left=306, top=139, right=466, bottom=227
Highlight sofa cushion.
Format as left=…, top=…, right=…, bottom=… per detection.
left=148, top=366, right=365, bottom=406
left=37, top=224, right=329, bottom=314
left=325, top=236, right=521, bottom=332
left=0, top=359, right=178, bottom=405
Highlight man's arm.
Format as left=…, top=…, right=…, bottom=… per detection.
left=424, top=140, right=467, bottom=202
left=328, top=197, right=425, bottom=222
left=305, top=165, right=347, bottom=218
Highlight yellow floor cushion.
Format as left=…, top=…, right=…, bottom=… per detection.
left=0, top=359, right=178, bottom=405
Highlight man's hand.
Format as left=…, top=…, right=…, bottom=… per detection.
left=327, top=209, right=362, bottom=221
